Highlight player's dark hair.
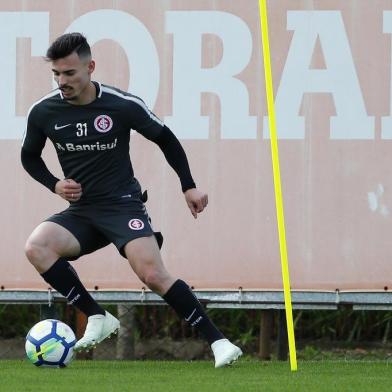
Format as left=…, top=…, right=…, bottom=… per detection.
left=46, top=32, right=91, bottom=61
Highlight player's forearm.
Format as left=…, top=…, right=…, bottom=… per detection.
left=21, top=147, right=59, bottom=193
left=154, top=126, right=196, bottom=192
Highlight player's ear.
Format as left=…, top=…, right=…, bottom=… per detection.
left=87, top=59, right=95, bottom=75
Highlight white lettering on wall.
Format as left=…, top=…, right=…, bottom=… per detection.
left=64, top=10, right=159, bottom=109
left=0, top=10, right=388, bottom=141
left=0, top=12, right=48, bottom=139
left=264, top=11, right=375, bottom=139
left=382, top=11, right=392, bottom=139
left=166, top=11, right=256, bottom=139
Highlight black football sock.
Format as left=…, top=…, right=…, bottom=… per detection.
left=163, top=279, right=224, bottom=345
left=41, top=258, right=105, bottom=317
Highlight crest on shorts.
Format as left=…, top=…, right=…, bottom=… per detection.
left=94, top=115, right=113, bottom=133
left=128, top=219, right=144, bottom=230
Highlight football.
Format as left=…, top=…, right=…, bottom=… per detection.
left=25, top=319, right=76, bottom=367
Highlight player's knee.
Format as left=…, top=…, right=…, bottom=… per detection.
left=142, top=269, right=167, bottom=292
left=25, top=240, right=42, bottom=263
left=24, top=238, right=54, bottom=266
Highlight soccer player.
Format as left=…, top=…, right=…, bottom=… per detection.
left=21, top=33, right=242, bottom=367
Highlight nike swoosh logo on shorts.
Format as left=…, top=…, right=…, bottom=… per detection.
left=54, top=123, right=72, bottom=130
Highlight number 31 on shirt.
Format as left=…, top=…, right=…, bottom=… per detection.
left=76, top=122, right=88, bottom=137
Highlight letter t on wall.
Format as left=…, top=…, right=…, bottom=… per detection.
left=0, top=12, right=49, bottom=140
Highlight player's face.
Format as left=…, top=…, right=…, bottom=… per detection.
left=52, top=52, right=95, bottom=103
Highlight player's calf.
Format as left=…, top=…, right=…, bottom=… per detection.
left=163, top=279, right=243, bottom=367
left=41, top=258, right=106, bottom=316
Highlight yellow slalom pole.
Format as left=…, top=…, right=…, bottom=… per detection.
left=258, top=0, right=297, bottom=371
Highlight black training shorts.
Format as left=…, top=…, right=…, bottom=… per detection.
left=45, top=192, right=163, bottom=260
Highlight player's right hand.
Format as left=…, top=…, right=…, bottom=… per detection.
left=55, top=179, right=83, bottom=202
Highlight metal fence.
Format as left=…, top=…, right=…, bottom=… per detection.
left=2, top=290, right=392, bottom=309
left=2, top=290, right=392, bottom=361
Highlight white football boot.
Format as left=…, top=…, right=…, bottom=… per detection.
left=74, top=311, right=120, bottom=352
left=211, top=338, right=243, bottom=368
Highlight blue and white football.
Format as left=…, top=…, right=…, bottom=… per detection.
left=25, top=319, right=76, bottom=367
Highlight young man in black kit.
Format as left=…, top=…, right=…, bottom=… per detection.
left=21, top=33, right=242, bottom=367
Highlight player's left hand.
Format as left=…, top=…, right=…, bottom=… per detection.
left=184, top=188, right=208, bottom=219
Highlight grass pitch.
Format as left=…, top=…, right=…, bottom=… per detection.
left=1, top=359, right=391, bottom=391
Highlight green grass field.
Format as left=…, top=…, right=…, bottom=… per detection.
left=1, top=359, right=391, bottom=391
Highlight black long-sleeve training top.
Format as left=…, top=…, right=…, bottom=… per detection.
left=21, top=82, right=196, bottom=202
